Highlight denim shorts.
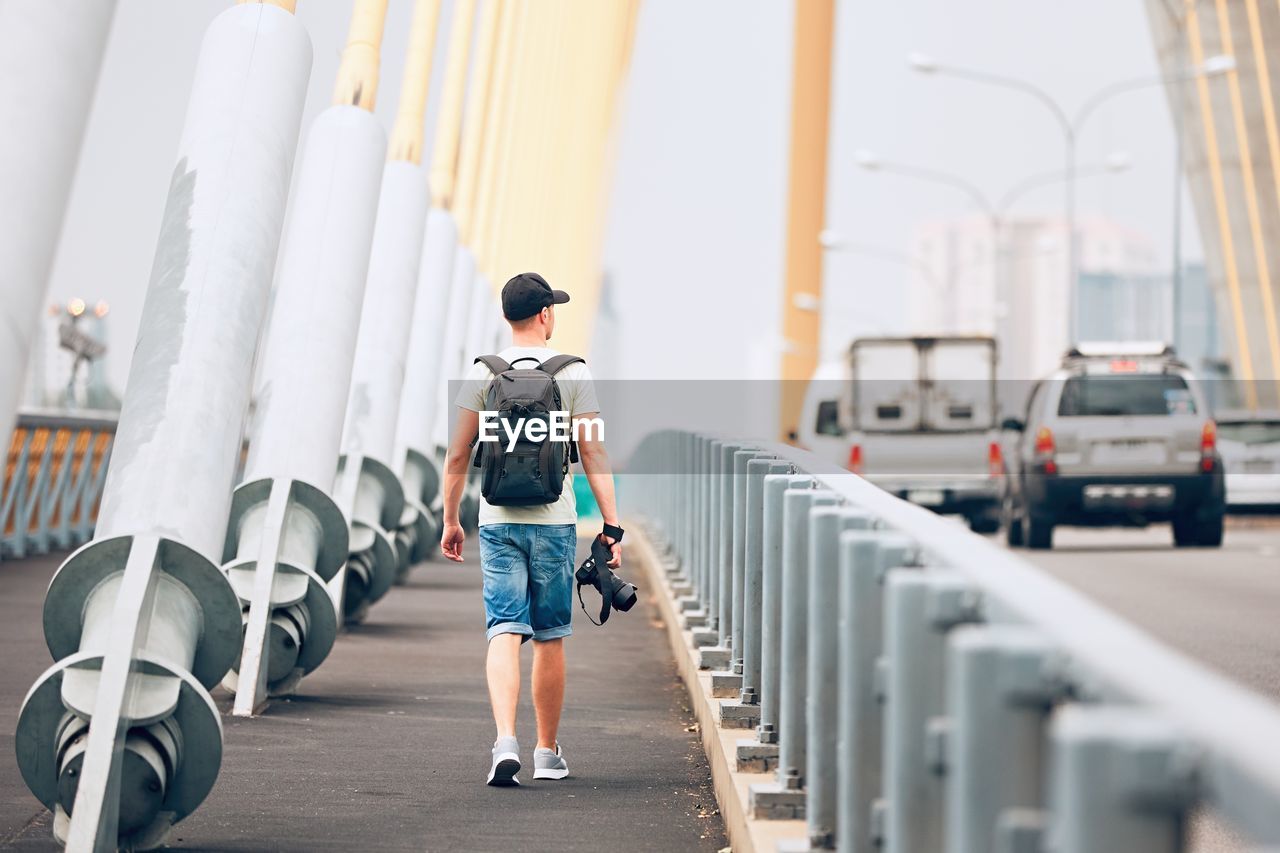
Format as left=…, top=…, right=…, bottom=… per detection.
left=477, top=523, right=577, bottom=642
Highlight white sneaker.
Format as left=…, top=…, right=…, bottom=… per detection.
left=533, top=743, right=569, bottom=780
left=487, top=736, right=521, bottom=786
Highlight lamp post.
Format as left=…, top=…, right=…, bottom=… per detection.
left=907, top=51, right=1235, bottom=344
left=815, top=233, right=944, bottom=336
left=850, top=151, right=1130, bottom=356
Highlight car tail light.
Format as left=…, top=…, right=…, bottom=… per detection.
left=1034, top=427, right=1057, bottom=474
left=988, top=441, right=1004, bottom=477
left=1200, top=420, right=1217, bottom=472
left=847, top=443, right=864, bottom=475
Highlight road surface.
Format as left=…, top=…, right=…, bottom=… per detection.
left=1005, top=516, right=1280, bottom=853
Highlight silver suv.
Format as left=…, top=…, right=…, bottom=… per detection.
left=1001, top=343, right=1225, bottom=549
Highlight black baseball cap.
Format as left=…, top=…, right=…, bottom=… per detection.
left=501, top=272, right=570, bottom=321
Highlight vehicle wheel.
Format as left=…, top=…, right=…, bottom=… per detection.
left=1003, top=498, right=1025, bottom=547
left=969, top=514, right=1000, bottom=535
left=1172, top=514, right=1197, bottom=548
left=1026, top=517, right=1053, bottom=550
left=1196, top=512, right=1225, bottom=547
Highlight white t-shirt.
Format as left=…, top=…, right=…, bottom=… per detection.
left=455, top=346, right=600, bottom=526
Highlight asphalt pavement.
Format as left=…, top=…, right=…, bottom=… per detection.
left=0, top=538, right=726, bottom=852
left=1014, top=517, right=1280, bottom=700
left=1003, top=515, right=1280, bottom=853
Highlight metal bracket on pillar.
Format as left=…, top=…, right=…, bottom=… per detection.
left=17, top=535, right=242, bottom=849
left=996, top=808, right=1049, bottom=853
left=14, top=2, right=312, bottom=846
left=332, top=453, right=406, bottom=624
left=1049, top=706, right=1199, bottom=853
left=220, top=478, right=347, bottom=715
left=946, top=625, right=1070, bottom=853
left=399, top=446, right=441, bottom=564
left=883, top=568, right=983, bottom=853
left=836, top=531, right=913, bottom=853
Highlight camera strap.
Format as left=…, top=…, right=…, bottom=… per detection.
left=575, top=534, right=614, bottom=626
left=576, top=580, right=610, bottom=627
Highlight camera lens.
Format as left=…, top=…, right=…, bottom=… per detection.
left=613, top=582, right=637, bottom=612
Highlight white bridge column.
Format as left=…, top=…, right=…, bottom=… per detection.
left=341, top=162, right=433, bottom=588
left=225, top=104, right=385, bottom=704
left=395, top=208, right=460, bottom=533
left=14, top=5, right=311, bottom=849
left=230, top=0, right=390, bottom=702
left=0, top=1, right=117, bottom=436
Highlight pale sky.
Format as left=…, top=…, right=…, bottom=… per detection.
left=48, top=0, right=1195, bottom=390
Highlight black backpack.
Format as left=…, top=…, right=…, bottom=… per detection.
left=471, top=354, right=585, bottom=506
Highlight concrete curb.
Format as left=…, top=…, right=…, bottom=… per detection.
left=632, top=526, right=805, bottom=853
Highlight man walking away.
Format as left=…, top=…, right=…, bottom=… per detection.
left=440, top=272, right=622, bottom=786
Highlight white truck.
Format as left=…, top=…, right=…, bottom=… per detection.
left=798, top=336, right=1004, bottom=533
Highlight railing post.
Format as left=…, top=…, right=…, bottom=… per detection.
left=739, top=460, right=792, bottom=710
left=688, top=437, right=719, bottom=645
left=1048, top=707, right=1196, bottom=853
left=837, top=532, right=915, bottom=853
left=946, top=626, right=1064, bottom=853
left=750, top=473, right=812, bottom=764
left=883, top=569, right=982, bottom=853
left=731, top=449, right=767, bottom=678
left=805, top=506, right=873, bottom=848
left=702, top=437, right=723, bottom=638
left=711, top=448, right=757, bottom=696
left=689, top=433, right=706, bottom=603
left=716, top=442, right=744, bottom=652
left=749, top=485, right=836, bottom=819
left=700, top=441, right=743, bottom=669
left=721, top=450, right=778, bottom=722
left=672, top=435, right=696, bottom=597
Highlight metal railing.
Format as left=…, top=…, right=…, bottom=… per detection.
left=2, top=409, right=116, bottom=561
left=630, top=429, right=1280, bottom=853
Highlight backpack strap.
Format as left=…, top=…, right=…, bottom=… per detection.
left=538, top=354, right=585, bottom=376
left=538, top=354, right=586, bottom=465
left=474, top=355, right=512, bottom=375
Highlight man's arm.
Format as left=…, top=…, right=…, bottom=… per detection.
left=440, top=407, right=479, bottom=562
left=574, top=412, right=621, bottom=567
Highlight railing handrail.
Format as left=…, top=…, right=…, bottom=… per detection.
left=14, top=408, right=120, bottom=432
left=641, top=430, right=1280, bottom=844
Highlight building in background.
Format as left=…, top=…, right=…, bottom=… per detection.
left=22, top=299, right=120, bottom=411
left=1147, top=0, right=1280, bottom=408
left=910, top=215, right=1160, bottom=379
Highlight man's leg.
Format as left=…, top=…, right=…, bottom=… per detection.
left=531, top=638, right=565, bottom=749
left=487, top=633, right=523, bottom=738
left=478, top=524, right=534, bottom=742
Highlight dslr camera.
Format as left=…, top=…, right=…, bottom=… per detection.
left=575, top=524, right=636, bottom=625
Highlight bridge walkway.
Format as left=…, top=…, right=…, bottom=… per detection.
left=0, top=539, right=725, bottom=852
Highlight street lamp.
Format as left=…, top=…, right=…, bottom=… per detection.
left=906, top=50, right=1235, bottom=343
left=850, top=152, right=1131, bottom=366
left=851, top=149, right=1131, bottom=224
left=815, top=233, right=943, bottom=335
left=819, top=230, right=944, bottom=292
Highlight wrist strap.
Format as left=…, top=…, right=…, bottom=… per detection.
left=602, top=523, right=625, bottom=543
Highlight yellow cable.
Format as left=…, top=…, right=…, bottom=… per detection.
left=332, top=0, right=389, bottom=111
left=472, top=0, right=520, bottom=276
left=1187, top=5, right=1257, bottom=406
left=1241, top=0, right=1280, bottom=392
left=429, top=0, right=478, bottom=208
left=454, top=0, right=506, bottom=245
left=387, top=0, right=444, bottom=164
